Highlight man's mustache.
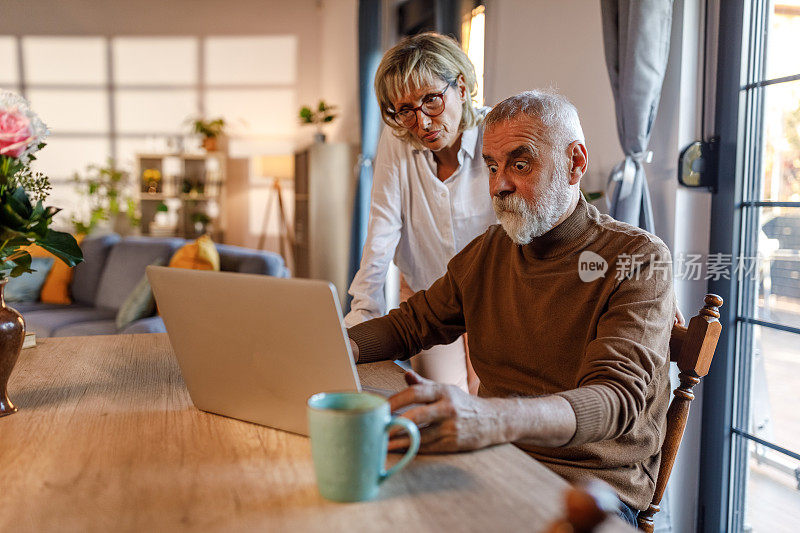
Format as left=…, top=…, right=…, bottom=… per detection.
left=492, top=194, right=529, bottom=214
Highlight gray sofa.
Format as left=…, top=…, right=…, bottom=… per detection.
left=12, top=233, right=289, bottom=337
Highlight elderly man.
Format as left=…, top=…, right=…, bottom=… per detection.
left=347, top=90, right=674, bottom=523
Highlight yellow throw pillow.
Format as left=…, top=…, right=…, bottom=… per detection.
left=27, top=234, right=85, bottom=304
left=168, top=234, right=220, bottom=271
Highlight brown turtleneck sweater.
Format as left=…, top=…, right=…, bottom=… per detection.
left=347, top=196, right=674, bottom=511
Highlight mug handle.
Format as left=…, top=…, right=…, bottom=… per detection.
left=379, top=416, right=420, bottom=483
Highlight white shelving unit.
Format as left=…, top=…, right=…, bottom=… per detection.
left=136, top=152, right=227, bottom=241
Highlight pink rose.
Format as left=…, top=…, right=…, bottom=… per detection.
left=0, top=109, right=34, bottom=158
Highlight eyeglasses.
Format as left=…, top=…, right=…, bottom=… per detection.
left=389, top=82, right=453, bottom=129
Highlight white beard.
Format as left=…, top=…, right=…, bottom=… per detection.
left=492, top=165, right=573, bottom=245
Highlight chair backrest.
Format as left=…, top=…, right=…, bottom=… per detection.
left=637, top=294, right=723, bottom=532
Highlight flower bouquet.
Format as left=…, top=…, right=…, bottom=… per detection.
left=0, top=91, right=83, bottom=279
left=0, top=90, right=83, bottom=416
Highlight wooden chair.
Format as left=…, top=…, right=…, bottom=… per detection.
left=637, top=294, right=723, bottom=532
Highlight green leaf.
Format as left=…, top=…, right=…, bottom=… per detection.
left=9, top=251, right=32, bottom=277
left=0, top=259, right=14, bottom=275
left=30, top=216, right=49, bottom=239
left=30, top=200, right=45, bottom=222
left=36, top=230, right=84, bottom=267
left=0, top=226, right=25, bottom=242
left=6, top=236, right=31, bottom=248
left=10, top=186, right=33, bottom=215
left=0, top=195, right=30, bottom=231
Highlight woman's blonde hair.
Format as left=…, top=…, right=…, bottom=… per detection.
left=375, top=32, right=481, bottom=147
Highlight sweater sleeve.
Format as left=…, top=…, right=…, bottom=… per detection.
left=556, top=240, right=674, bottom=446
left=348, top=233, right=484, bottom=363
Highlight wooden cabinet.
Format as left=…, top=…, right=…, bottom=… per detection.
left=293, top=143, right=356, bottom=303
left=136, top=152, right=227, bottom=241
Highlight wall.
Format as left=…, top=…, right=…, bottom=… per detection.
left=484, top=0, right=622, bottom=196
left=320, top=0, right=360, bottom=146
left=650, top=1, right=714, bottom=531
left=486, top=1, right=712, bottom=531
left=0, top=0, right=325, bottom=115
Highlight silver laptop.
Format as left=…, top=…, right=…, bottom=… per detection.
left=146, top=266, right=361, bottom=436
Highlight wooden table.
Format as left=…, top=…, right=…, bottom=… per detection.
left=1, top=334, right=633, bottom=532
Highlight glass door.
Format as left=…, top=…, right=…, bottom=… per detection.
left=703, top=1, right=800, bottom=531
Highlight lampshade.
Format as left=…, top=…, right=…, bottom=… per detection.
left=255, top=154, right=294, bottom=181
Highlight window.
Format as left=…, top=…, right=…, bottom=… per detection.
left=461, top=4, right=486, bottom=107
left=2, top=35, right=298, bottom=228
left=704, top=1, right=800, bottom=531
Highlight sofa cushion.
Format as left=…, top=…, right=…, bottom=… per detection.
left=52, top=319, right=119, bottom=337
left=216, top=244, right=289, bottom=277
left=23, top=305, right=117, bottom=338
left=72, top=233, right=121, bottom=306
left=94, top=237, right=184, bottom=311
left=120, top=316, right=166, bottom=334
left=4, top=257, right=54, bottom=302
left=28, top=233, right=85, bottom=304
left=116, top=272, right=157, bottom=330
left=169, top=234, right=220, bottom=271
left=9, top=301, right=70, bottom=313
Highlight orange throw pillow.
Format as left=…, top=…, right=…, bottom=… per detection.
left=27, top=234, right=85, bottom=304
left=168, top=234, right=220, bottom=271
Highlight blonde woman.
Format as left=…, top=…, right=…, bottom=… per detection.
left=344, top=33, right=495, bottom=394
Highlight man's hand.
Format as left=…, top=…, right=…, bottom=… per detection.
left=349, top=338, right=359, bottom=362
left=388, top=370, right=507, bottom=453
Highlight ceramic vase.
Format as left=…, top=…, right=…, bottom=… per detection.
left=0, top=278, right=24, bottom=417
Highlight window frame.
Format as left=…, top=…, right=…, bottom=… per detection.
left=700, top=1, right=800, bottom=531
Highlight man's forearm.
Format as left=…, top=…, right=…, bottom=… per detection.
left=488, top=395, right=577, bottom=448
left=347, top=314, right=411, bottom=364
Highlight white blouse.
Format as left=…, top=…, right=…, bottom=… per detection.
left=344, top=120, right=497, bottom=327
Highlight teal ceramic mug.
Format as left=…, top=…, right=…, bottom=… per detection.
left=307, top=391, right=420, bottom=502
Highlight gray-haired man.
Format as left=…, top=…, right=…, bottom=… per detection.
left=347, top=90, right=674, bottom=524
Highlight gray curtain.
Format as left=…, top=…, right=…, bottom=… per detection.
left=601, top=0, right=673, bottom=233
left=346, top=0, right=383, bottom=314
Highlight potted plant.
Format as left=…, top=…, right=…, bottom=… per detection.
left=142, top=167, right=162, bottom=193
left=71, top=160, right=141, bottom=236
left=154, top=201, right=170, bottom=227
left=191, top=211, right=212, bottom=235
left=0, top=90, right=84, bottom=416
left=299, top=100, right=337, bottom=143
left=190, top=117, right=226, bottom=152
